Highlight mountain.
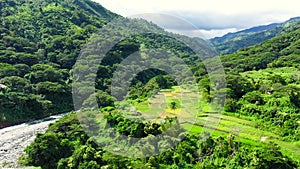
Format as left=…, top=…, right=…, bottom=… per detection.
left=0, top=0, right=119, bottom=127
left=210, top=17, right=300, bottom=54
left=0, top=0, right=299, bottom=168
left=203, top=22, right=300, bottom=142
left=0, top=0, right=214, bottom=128
left=218, top=25, right=300, bottom=72
left=0, top=0, right=118, bottom=68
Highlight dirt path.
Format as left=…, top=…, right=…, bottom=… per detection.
left=0, top=114, right=67, bottom=168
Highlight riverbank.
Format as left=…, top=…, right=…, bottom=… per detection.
left=0, top=114, right=67, bottom=168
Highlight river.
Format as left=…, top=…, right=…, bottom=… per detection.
left=0, top=113, right=67, bottom=168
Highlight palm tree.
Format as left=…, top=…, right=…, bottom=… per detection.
left=170, top=101, right=177, bottom=114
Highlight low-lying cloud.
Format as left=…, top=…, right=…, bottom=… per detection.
left=97, top=0, right=300, bottom=38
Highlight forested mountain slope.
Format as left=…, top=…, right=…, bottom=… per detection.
left=202, top=23, right=300, bottom=142
left=210, top=17, right=300, bottom=54
left=20, top=1, right=300, bottom=169
left=0, top=0, right=118, bottom=127
left=0, top=0, right=214, bottom=128
left=0, top=0, right=299, bottom=168
left=219, top=26, right=300, bottom=72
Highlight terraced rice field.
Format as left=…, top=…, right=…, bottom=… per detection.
left=128, top=86, right=300, bottom=162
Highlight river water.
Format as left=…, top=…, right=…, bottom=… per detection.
left=0, top=114, right=67, bottom=168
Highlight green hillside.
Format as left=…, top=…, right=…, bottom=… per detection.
left=210, top=17, right=300, bottom=55
left=0, top=0, right=120, bottom=128
left=220, top=27, right=300, bottom=72
left=0, top=0, right=299, bottom=168
left=197, top=24, right=300, bottom=144
left=0, top=0, right=218, bottom=128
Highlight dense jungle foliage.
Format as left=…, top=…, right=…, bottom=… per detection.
left=21, top=113, right=298, bottom=169
left=0, top=0, right=299, bottom=168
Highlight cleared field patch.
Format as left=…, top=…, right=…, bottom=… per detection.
left=130, top=86, right=300, bottom=162
left=131, top=86, right=199, bottom=124
left=192, top=113, right=300, bottom=161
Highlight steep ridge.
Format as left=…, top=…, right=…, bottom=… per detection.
left=0, top=0, right=213, bottom=128
left=0, top=0, right=119, bottom=127
left=219, top=26, right=300, bottom=72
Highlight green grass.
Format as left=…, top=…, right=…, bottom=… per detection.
left=187, top=114, right=300, bottom=162
left=134, top=102, right=150, bottom=112
left=131, top=86, right=300, bottom=162
left=193, top=113, right=300, bottom=162
left=182, top=123, right=203, bottom=134
left=241, top=67, right=300, bottom=85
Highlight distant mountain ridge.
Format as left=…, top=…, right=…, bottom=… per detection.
left=233, top=16, right=300, bottom=34
left=210, top=17, right=300, bottom=55
left=218, top=21, right=300, bottom=72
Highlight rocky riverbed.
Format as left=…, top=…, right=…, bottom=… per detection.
left=0, top=114, right=66, bottom=168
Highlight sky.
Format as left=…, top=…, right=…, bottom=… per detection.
left=95, top=0, right=300, bottom=39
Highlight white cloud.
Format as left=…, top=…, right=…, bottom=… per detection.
left=200, top=28, right=239, bottom=39
left=164, top=28, right=239, bottom=39
left=94, top=0, right=300, bottom=38
left=97, top=0, right=300, bottom=15
left=128, top=13, right=238, bottom=39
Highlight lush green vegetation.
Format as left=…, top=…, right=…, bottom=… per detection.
left=0, top=0, right=118, bottom=127
left=210, top=17, right=300, bottom=55
left=208, top=29, right=300, bottom=142
left=21, top=113, right=298, bottom=169
left=0, top=0, right=215, bottom=128
left=0, top=0, right=299, bottom=168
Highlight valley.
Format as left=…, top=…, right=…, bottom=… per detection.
left=0, top=0, right=299, bottom=168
